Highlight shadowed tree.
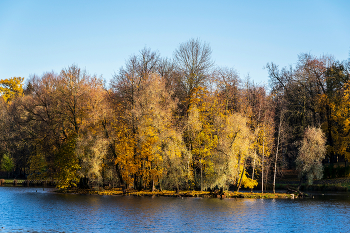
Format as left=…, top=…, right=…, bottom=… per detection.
left=1, top=153, right=14, bottom=178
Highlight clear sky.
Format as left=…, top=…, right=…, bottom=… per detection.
left=1, top=0, right=349, bottom=86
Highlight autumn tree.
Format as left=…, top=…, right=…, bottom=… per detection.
left=319, top=61, right=350, bottom=163
left=135, top=74, right=190, bottom=191
left=0, top=98, right=11, bottom=163
left=237, top=78, right=274, bottom=192
left=214, top=112, right=257, bottom=191
left=75, top=75, right=111, bottom=187
left=272, top=107, right=286, bottom=193
left=296, top=127, right=326, bottom=185
left=11, top=66, right=110, bottom=188
left=112, top=72, right=190, bottom=190
left=331, top=65, right=350, bottom=163
left=111, top=49, right=161, bottom=189
left=183, top=85, right=258, bottom=191
left=0, top=77, right=26, bottom=176
left=0, top=77, right=24, bottom=103
left=185, top=96, right=216, bottom=190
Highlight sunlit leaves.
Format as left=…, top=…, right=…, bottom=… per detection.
left=0, top=77, right=24, bottom=103
left=296, top=127, right=326, bottom=184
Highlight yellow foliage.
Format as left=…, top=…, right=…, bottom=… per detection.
left=113, top=74, right=186, bottom=189
left=331, top=81, right=350, bottom=160
left=0, top=77, right=24, bottom=103
left=240, top=170, right=258, bottom=189
left=114, top=126, right=138, bottom=186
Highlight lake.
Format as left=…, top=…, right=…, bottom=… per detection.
left=0, top=187, right=349, bottom=232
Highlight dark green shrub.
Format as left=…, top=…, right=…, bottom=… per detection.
left=323, top=165, right=350, bottom=179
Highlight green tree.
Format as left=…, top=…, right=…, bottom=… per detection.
left=1, top=153, right=14, bottom=178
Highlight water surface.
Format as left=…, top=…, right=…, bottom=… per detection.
left=1, top=187, right=349, bottom=232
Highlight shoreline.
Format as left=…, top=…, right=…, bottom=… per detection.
left=54, top=188, right=296, bottom=199
left=2, top=177, right=349, bottom=198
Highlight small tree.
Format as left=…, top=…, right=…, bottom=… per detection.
left=296, top=127, right=326, bottom=185
left=1, top=153, right=15, bottom=178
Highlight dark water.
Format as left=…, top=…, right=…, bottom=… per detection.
left=1, top=187, right=350, bottom=232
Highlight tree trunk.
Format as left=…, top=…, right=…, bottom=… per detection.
left=251, top=152, right=256, bottom=192
left=200, top=161, right=203, bottom=191
left=273, top=112, right=283, bottom=193
left=262, top=140, right=264, bottom=194
left=237, top=161, right=246, bottom=192
left=298, top=176, right=303, bottom=190
left=273, top=148, right=279, bottom=194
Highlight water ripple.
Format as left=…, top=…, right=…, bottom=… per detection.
left=0, top=187, right=349, bottom=232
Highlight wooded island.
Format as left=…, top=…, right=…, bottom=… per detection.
left=1, top=39, right=349, bottom=193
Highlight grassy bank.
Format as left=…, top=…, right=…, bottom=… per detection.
left=275, top=182, right=349, bottom=192
left=274, top=177, right=350, bottom=192
left=0, top=179, right=56, bottom=187
left=2, top=176, right=349, bottom=196
left=55, top=188, right=295, bottom=199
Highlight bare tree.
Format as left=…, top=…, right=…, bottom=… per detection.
left=111, top=47, right=161, bottom=108
left=273, top=110, right=283, bottom=193
left=213, top=67, right=240, bottom=112
left=174, top=38, right=214, bottom=97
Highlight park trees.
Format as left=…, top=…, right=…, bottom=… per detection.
left=237, top=79, right=274, bottom=192
left=267, top=55, right=350, bottom=170
left=215, top=112, right=257, bottom=191
left=4, top=40, right=350, bottom=192
left=51, top=66, right=109, bottom=188
left=111, top=49, right=171, bottom=190
left=184, top=87, right=219, bottom=191
left=12, top=66, right=109, bottom=188
left=267, top=55, right=320, bottom=167
left=183, top=84, right=258, bottom=191
left=319, top=61, right=350, bottom=163
left=0, top=77, right=25, bottom=176
left=331, top=76, right=350, bottom=163
left=112, top=71, right=190, bottom=190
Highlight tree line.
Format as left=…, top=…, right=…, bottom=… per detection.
left=0, top=39, right=349, bottom=191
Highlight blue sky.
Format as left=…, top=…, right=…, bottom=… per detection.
left=0, top=0, right=349, bottom=86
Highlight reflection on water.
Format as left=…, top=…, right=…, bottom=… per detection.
left=0, top=187, right=350, bottom=232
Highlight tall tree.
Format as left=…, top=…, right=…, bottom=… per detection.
left=174, top=38, right=214, bottom=111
